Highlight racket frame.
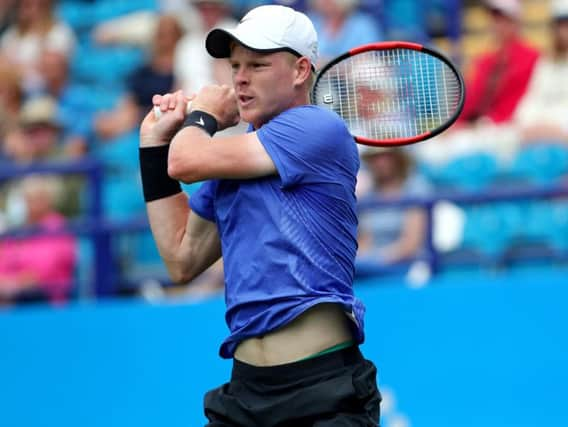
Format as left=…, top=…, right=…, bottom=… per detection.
left=310, top=41, right=466, bottom=147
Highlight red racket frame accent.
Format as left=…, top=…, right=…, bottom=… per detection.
left=312, top=41, right=466, bottom=147
left=349, top=41, right=424, bottom=56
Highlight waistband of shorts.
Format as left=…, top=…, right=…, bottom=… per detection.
left=231, top=344, right=363, bottom=384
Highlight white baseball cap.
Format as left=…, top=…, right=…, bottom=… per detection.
left=205, top=5, right=319, bottom=68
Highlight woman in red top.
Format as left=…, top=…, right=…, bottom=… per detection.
left=458, top=0, right=540, bottom=125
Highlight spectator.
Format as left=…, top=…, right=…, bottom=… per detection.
left=514, top=0, right=568, bottom=145
left=414, top=0, right=541, bottom=168
left=0, top=174, right=76, bottom=306
left=0, top=0, right=77, bottom=93
left=94, top=14, right=185, bottom=141
left=457, top=0, right=539, bottom=126
left=174, top=0, right=236, bottom=96
left=3, top=95, right=63, bottom=164
left=34, top=50, right=91, bottom=158
left=356, top=146, right=432, bottom=276
left=307, top=0, right=384, bottom=67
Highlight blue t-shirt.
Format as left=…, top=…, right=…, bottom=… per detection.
left=190, top=105, right=365, bottom=358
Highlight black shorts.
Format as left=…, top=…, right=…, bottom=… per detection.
left=204, top=345, right=381, bottom=426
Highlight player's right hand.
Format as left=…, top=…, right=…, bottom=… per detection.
left=140, top=90, right=191, bottom=147
left=190, top=85, right=240, bottom=131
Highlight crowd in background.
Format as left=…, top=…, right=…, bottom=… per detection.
left=0, top=0, right=567, bottom=307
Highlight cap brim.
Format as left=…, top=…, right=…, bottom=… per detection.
left=206, top=28, right=310, bottom=63
left=206, top=29, right=282, bottom=58
left=205, top=28, right=235, bottom=59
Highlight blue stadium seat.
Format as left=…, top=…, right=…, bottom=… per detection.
left=65, top=84, right=123, bottom=113
left=56, top=2, right=98, bottom=33
left=460, top=203, right=520, bottom=258
left=74, top=237, right=94, bottom=299
left=92, top=130, right=145, bottom=220
left=70, top=43, right=145, bottom=88
left=92, top=129, right=139, bottom=170
left=522, top=200, right=568, bottom=251
left=435, top=152, right=500, bottom=192
left=508, top=144, right=568, bottom=185
left=91, top=0, right=157, bottom=23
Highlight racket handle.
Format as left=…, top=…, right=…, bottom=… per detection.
left=153, top=101, right=193, bottom=119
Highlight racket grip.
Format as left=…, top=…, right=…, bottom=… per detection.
left=153, top=101, right=193, bottom=119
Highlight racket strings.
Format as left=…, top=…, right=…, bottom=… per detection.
left=313, top=48, right=462, bottom=141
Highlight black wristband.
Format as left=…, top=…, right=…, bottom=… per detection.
left=139, top=145, right=182, bottom=202
left=184, top=110, right=218, bottom=137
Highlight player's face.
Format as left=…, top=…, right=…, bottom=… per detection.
left=229, top=45, right=298, bottom=128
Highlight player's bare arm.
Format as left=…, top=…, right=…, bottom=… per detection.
left=139, top=92, right=222, bottom=284
left=146, top=194, right=221, bottom=284
left=165, top=88, right=277, bottom=183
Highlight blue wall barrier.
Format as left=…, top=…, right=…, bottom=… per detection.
left=1, top=265, right=567, bottom=427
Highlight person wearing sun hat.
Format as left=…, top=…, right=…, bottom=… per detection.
left=138, top=4, right=381, bottom=425
left=9, top=96, right=63, bottom=163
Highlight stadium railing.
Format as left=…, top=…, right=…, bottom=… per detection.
left=1, top=162, right=567, bottom=300
left=0, top=160, right=114, bottom=298
left=358, top=183, right=568, bottom=275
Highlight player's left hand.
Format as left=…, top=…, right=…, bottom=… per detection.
left=140, top=90, right=193, bottom=147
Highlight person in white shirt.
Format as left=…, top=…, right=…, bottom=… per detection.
left=514, top=0, right=568, bottom=145
left=0, top=0, right=76, bottom=92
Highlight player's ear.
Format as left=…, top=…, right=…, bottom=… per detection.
left=293, top=56, right=312, bottom=87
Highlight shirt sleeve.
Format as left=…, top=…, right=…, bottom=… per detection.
left=188, top=180, right=218, bottom=222
left=256, top=106, right=356, bottom=188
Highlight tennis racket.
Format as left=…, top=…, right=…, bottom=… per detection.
left=154, top=41, right=465, bottom=147
left=311, top=41, right=465, bottom=147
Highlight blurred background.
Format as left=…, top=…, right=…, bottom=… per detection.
left=0, top=0, right=567, bottom=426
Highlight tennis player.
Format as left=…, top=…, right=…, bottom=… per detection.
left=138, top=5, right=381, bottom=425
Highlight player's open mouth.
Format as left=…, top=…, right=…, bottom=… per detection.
left=239, top=95, right=254, bottom=106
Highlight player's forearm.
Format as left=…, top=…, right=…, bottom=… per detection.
left=145, top=193, right=194, bottom=283
left=168, top=127, right=213, bottom=183
left=146, top=193, right=222, bottom=284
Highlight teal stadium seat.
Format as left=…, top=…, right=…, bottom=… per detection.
left=460, top=203, right=521, bottom=258
left=522, top=200, right=568, bottom=252
left=56, top=2, right=98, bottom=33
left=509, top=143, right=568, bottom=185
left=74, top=237, right=94, bottom=299
left=91, top=0, right=157, bottom=24
left=70, top=43, right=145, bottom=87
left=57, top=0, right=157, bottom=32
left=434, top=152, right=500, bottom=192
left=91, top=130, right=144, bottom=220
